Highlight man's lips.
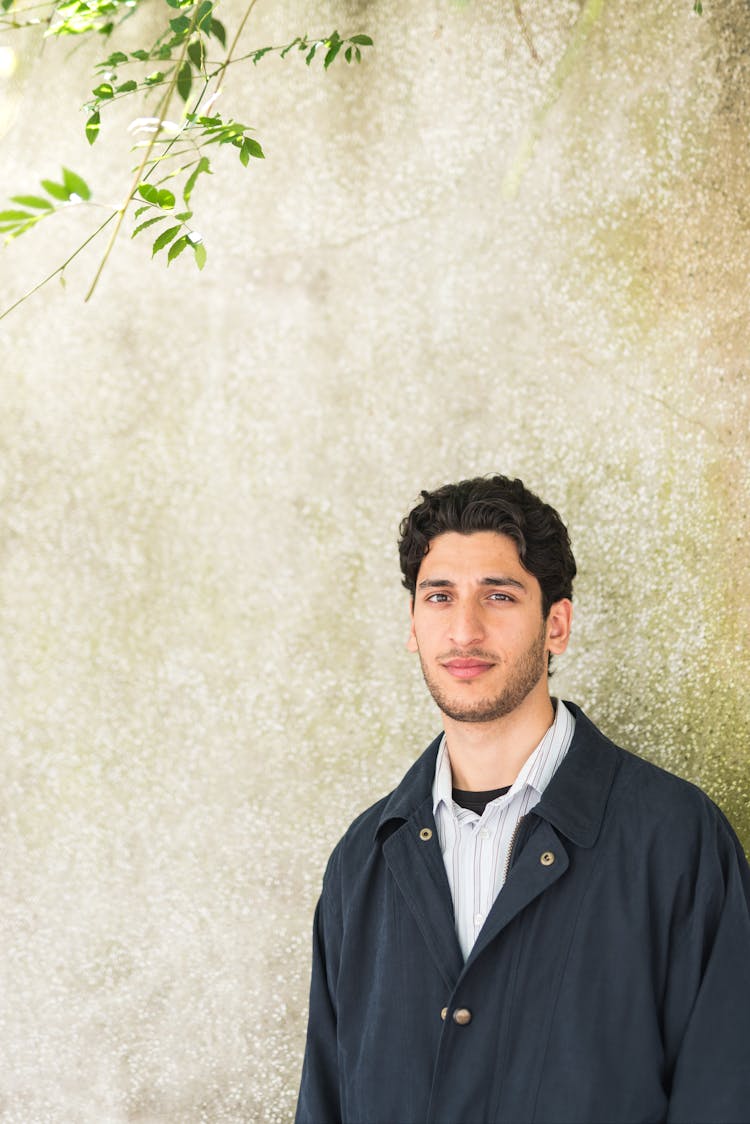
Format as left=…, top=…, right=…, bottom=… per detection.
left=441, top=658, right=495, bottom=680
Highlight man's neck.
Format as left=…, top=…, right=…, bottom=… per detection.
left=442, top=685, right=556, bottom=790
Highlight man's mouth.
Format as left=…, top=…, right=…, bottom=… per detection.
left=441, top=658, right=494, bottom=680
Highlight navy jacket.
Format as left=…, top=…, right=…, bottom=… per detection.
left=296, top=704, right=750, bottom=1123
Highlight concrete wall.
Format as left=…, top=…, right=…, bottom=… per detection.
left=1, top=1, right=748, bottom=1118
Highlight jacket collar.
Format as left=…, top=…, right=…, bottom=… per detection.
left=375, top=702, right=621, bottom=849
left=375, top=732, right=444, bottom=838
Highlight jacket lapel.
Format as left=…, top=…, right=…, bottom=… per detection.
left=372, top=708, right=621, bottom=987
left=463, top=706, right=621, bottom=967
left=463, top=819, right=568, bottom=968
left=382, top=796, right=464, bottom=989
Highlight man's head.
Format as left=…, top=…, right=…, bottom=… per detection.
left=398, top=476, right=576, bottom=724
left=398, top=475, right=576, bottom=617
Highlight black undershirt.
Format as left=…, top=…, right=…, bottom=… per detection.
left=451, top=785, right=511, bottom=816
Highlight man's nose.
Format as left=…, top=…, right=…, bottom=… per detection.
left=448, top=603, right=484, bottom=648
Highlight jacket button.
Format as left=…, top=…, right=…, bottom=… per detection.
left=419, top=827, right=433, bottom=841
left=453, top=1008, right=472, bottom=1026
left=540, top=851, right=555, bottom=866
left=440, top=1007, right=448, bottom=1021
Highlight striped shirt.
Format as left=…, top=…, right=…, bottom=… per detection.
left=432, top=699, right=575, bottom=960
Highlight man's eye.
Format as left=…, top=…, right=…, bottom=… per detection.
left=426, top=593, right=450, bottom=602
left=488, top=592, right=513, bottom=602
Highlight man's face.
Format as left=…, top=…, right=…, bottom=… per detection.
left=407, top=531, right=571, bottom=724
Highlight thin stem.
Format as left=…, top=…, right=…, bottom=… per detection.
left=132, top=0, right=260, bottom=190
left=214, top=0, right=260, bottom=93
left=0, top=211, right=115, bottom=321
left=83, top=6, right=204, bottom=301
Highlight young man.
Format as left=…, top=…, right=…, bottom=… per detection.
left=296, top=475, right=750, bottom=1124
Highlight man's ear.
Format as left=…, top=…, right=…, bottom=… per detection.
left=406, top=600, right=418, bottom=652
left=546, top=599, right=573, bottom=656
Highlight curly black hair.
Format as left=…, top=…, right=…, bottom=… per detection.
left=398, top=475, right=576, bottom=618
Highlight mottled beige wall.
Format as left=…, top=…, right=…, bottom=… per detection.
left=1, top=1, right=749, bottom=1119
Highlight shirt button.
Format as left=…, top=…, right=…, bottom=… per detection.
left=479, top=828, right=489, bottom=839
left=453, top=1008, right=472, bottom=1026
left=474, top=912, right=483, bottom=926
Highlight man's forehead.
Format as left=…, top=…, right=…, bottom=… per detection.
left=416, top=530, right=528, bottom=578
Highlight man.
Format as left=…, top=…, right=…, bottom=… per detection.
left=296, top=474, right=750, bottom=1124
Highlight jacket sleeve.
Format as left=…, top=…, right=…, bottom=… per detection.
left=295, top=857, right=343, bottom=1124
left=665, top=813, right=750, bottom=1124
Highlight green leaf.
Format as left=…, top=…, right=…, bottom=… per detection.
left=251, top=47, right=272, bottom=64
left=324, top=40, right=342, bottom=69
left=102, top=50, right=128, bottom=66
left=137, top=183, right=160, bottom=204
left=85, top=110, right=101, bottom=145
left=203, top=121, right=246, bottom=144
left=305, top=43, right=318, bottom=65
left=2, top=221, right=36, bottom=239
left=167, top=234, right=189, bottom=263
left=92, top=82, right=114, bottom=98
left=183, top=155, right=210, bottom=204
left=156, top=188, right=175, bottom=209
left=132, top=214, right=167, bottom=237
left=152, top=224, right=181, bottom=254
left=209, top=18, right=225, bottom=45
left=131, top=49, right=150, bottom=60
left=1, top=0, right=16, bottom=10
left=134, top=205, right=150, bottom=218
left=349, top=34, right=373, bottom=45
left=10, top=195, right=54, bottom=210
left=0, top=209, right=34, bottom=222
left=280, top=37, right=301, bottom=58
left=193, top=241, right=207, bottom=270
left=187, top=39, right=205, bottom=69
left=176, top=60, right=192, bottom=101
left=174, top=210, right=193, bottom=221
left=169, top=14, right=190, bottom=34
left=195, top=0, right=212, bottom=29
left=41, top=179, right=71, bottom=201
left=62, top=167, right=91, bottom=200
left=240, top=137, right=264, bottom=164
left=116, top=79, right=137, bottom=92
left=345, top=46, right=352, bottom=62
left=145, top=70, right=165, bottom=85
left=693, top=0, right=702, bottom=11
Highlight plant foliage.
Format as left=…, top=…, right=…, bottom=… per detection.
left=0, top=0, right=373, bottom=313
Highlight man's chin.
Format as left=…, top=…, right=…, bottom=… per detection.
left=438, top=701, right=515, bottom=724
left=428, top=685, right=517, bottom=724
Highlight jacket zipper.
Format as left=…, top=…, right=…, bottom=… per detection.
left=503, top=815, right=525, bottom=884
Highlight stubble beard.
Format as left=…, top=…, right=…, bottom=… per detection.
left=418, top=623, right=549, bottom=724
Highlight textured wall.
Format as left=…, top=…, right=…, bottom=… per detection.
left=1, top=1, right=749, bottom=1119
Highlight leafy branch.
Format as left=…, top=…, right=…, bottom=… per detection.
left=0, top=167, right=93, bottom=240
left=0, top=0, right=373, bottom=316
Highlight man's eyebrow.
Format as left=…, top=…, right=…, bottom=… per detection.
left=480, top=576, right=526, bottom=590
left=416, top=576, right=527, bottom=591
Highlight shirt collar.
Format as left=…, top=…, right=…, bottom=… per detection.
left=431, top=698, right=575, bottom=817
left=376, top=702, right=619, bottom=849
